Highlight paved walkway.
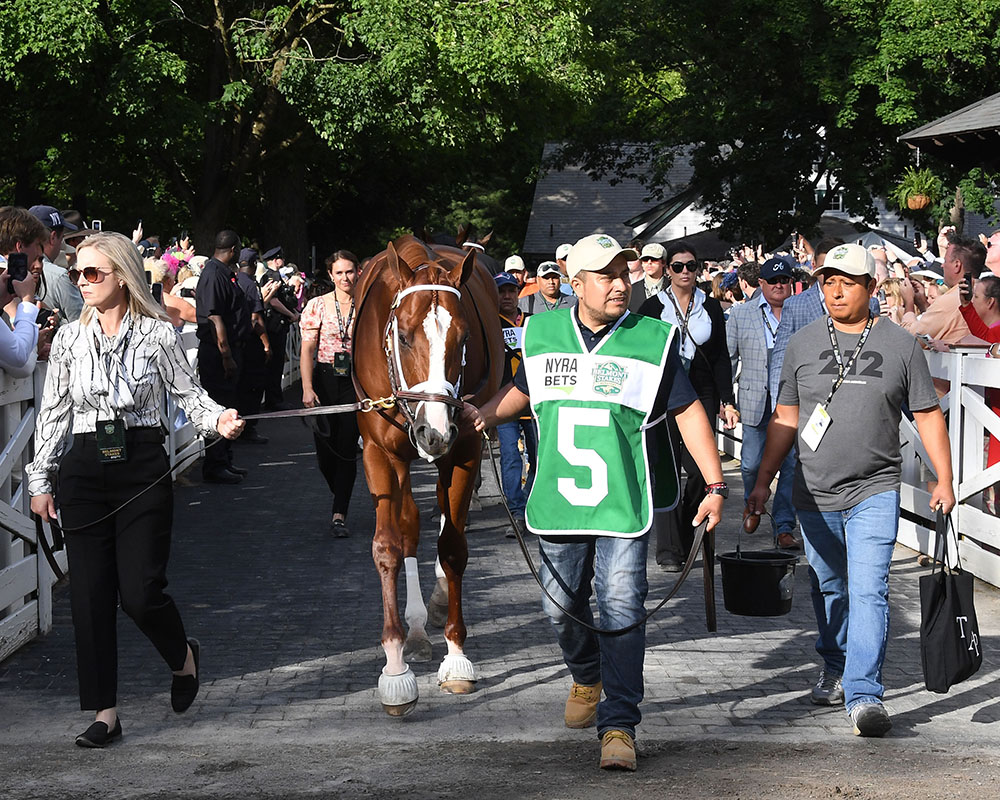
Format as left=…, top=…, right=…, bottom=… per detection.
left=2, top=407, right=999, bottom=796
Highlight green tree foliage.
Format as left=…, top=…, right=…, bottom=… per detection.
left=567, top=0, right=1000, bottom=245
left=0, top=0, right=593, bottom=259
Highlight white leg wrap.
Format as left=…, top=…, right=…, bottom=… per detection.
left=437, top=653, right=477, bottom=684
left=379, top=665, right=418, bottom=707
left=403, top=557, right=428, bottom=631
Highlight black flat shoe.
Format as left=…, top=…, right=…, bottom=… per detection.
left=331, top=519, right=349, bottom=538
left=171, top=637, right=200, bottom=713
left=227, top=464, right=249, bottom=476
left=75, top=718, right=122, bottom=748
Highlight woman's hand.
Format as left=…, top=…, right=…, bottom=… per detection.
left=302, top=387, right=320, bottom=408
left=216, top=408, right=245, bottom=440
left=720, top=403, right=740, bottom=430
left=30, top=493, right=57, bottom=521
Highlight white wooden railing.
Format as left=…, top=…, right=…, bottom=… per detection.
left=0, top=324, right=302, bottom=662
left=719, top=350, right=1000, bottom=589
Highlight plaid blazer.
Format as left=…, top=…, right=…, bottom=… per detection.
left=727, top=293, right=774, bottom=427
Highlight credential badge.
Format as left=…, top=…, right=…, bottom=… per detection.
left=592, top=361, right=627, bottom=396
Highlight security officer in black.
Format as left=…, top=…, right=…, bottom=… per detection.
left=235, top=247, right=273, bottom=444
left=196, top=230, right=251, bottom=483
left=259, top=245, right=299, bottom=411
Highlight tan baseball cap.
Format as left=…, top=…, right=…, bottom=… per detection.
left=815, top=243, right=876, bottom=279
left=640, top=242, right=666, bottom=260
left=504, top=254, right=525, bottom=273
left=566, top=234, right=639, bottom=280
left=555, top=243, right=573, bottom=261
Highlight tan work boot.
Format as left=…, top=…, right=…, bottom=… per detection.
left=564, top=681, right=602, bottom=728
left=600, top=729, right=637, bottom=771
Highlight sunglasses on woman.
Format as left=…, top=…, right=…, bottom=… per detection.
left=669, top=260, right=699, bottom=273
left=68, top=266, right=113, bottom=284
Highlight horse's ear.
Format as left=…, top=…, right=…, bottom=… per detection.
left=479, top=230, right=493, bottom=248
left=418, top=227, right=432, bottom=244
left=456, top=222, right=469, bottom=245
left=449, top=248, right=477, bottom=287
left=387, top=241, right=413, bottom=287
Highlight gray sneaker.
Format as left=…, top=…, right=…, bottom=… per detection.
left=810, top=669, right=844, bottom=705
left=850, top=702, right=892, bottom=737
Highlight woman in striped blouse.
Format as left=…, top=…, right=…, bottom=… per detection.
left=26, top=232, right=244, bottom=748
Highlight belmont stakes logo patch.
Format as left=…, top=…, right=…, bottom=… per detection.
left=592, top=361, right=627, bottom=395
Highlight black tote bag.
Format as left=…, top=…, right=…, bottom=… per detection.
left=919, top=511, right=983, bottom=693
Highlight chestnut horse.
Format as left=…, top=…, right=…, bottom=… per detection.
left=353, top=235, right=502, bottom=715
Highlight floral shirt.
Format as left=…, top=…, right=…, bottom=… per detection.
left=300, top=293, right=353, bottom=364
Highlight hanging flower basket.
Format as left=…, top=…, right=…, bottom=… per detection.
left=907, top=194, right=931, bottom=210
left=893, top=167, right=943, bottom=212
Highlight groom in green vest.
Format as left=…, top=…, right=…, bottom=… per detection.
left=469, top=234, right=726, bottom=771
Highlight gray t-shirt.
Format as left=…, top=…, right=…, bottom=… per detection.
left=518, top=291, right=577, bottom=315
left=777, top=317, right=938, bottom=511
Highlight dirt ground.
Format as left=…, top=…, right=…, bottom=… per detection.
left=5, top=739, right=999, bottom=799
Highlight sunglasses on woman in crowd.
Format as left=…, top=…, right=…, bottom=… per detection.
left=68, top=267, right=113, bottom=284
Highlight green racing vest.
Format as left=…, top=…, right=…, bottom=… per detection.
left=522, top=309, right=679, bottom=537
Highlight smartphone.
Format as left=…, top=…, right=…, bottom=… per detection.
left=961, top=270, right=975, bottom=303
left=92, top=219, right=103, bottom=231
left=914, top=229, right=922, bottom=248
left=144, top=269, right=152, bottom=285
left=6, top=252, right=28, bottom=294
left=36, top=308, right=54, bottom=328
left=151, top=283, right=163, bottom=304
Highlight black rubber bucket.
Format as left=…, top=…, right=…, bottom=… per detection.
left=718, top=549, right=797, bottom=617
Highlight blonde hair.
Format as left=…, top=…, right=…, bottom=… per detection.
left=76, top=232, right=171, bottom=325
left=881, top=277, right=904, bottom=308
left=146, top=258, right=168, bottom=285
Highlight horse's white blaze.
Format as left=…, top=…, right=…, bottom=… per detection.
left=417, top=304, right=453, bottom=436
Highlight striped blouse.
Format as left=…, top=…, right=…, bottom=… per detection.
left=26, top=312, right=224, bottom=496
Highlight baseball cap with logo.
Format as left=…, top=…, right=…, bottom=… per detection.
left=494, top=271, right=519, bottom=289
left=536, top=261, right=562, bottom=277
left=759, top=257, right=794, bottom=281
left=640, top=243, right=666, bottom=260
left=565, top=234, right=639, bottom=280
left=504, top=254, right=525, bottom=273
left=555, top=243, right=573, bottom=261
left=28, top=205, right=78, bottom=232
left=815, top=243, right=876, bottom=279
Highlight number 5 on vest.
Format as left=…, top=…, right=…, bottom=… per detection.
left=557, top=407, right=610, bottom=506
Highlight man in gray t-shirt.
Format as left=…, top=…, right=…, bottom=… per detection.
left=748, top=243, right=955, bottom=739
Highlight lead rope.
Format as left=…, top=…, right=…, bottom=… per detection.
left=481, top=431, right=709, bottom=637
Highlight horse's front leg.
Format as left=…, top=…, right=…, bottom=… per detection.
left=435, top=433, right=480, bottom=694
left=400, top=470, right=433, bottom=663
left=365, top=444, right=418, bottom=716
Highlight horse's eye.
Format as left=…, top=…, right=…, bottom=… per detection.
left=397, top=332, right=409, bottom=348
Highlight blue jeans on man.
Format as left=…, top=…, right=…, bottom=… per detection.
left=740, top=409, right=797, bottom=539
left=796, top=490, right=900, bottom=711
left=497, top=418, right=537, bottom=518
left=538, top=533, right=648, bottom=738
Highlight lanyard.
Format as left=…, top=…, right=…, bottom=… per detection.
left=760, top=305, right=777, bottom=342
left=824, top=313, right=874, bottom=406
left=666, top=287, right=695, bottom=341
left=539, top=293, right=559, bottom=312
left=333, top=295, right=354, bottom=344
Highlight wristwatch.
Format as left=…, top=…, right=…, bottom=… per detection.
left=705, top=482, right=729, bottom=499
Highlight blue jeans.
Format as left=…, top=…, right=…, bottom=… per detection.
left=797, top=491, right=899, bottom=710
left=741, top=409, right=797, bottom=538
left=498, top=418, right=537, bottom=518
left=538, top=534, right=648, bottom=739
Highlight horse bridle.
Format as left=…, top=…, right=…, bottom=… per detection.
left=383, top=281, right=467, bottom=435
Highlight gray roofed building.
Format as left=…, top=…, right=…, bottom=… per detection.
left=899, top=92, right=1000, bottom=170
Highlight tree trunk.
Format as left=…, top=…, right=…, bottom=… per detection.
left=261, top=159, right=309, bottom=272
left=949, top=186, right=965, bottom=234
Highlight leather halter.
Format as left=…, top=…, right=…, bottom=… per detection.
left=383, top=281, right=466, bottom=435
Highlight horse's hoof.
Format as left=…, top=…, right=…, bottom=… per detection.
left=403, top=634, right=433, bottom=663
left=378, top=665, right=418, bottom=717
left=440, top=679, right=476, bottom=695
left=437, top=653, right=477, bottom=693
left=382, top=699, right=419, bottom=717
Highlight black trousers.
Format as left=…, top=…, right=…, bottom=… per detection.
left=657, top=393, right=718, bottom=564
left=199, top=342, right=243, bottom=475
left=263, top=326, right=289, bottom=408
left=237, top=337, right=267, bottom=433
left=58, top=431, right=188, bottom=711
left=312, top=363, right=359, bottom=517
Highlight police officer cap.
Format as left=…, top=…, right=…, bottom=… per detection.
left=262, top=245, right=283, bottom=261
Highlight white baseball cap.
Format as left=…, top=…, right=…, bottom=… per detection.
left=640, top=242, right=666, bottom=260
left=504, top=254, right=525, bottom=273
left=555, top=243, right=573, bottom=261
left=566, top=234, right=639, bottom=280
left=536, top=260, right=562, bottom=277
left=816, top=243, right=876, bottom=279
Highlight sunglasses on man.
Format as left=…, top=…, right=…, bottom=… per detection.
left=669, top=260, right=699, bottom=273
left=640, top=256, right=663, bottom=262
left=764, top=276, right=793, bottom=285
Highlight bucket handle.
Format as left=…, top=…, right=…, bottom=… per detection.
left=737, top=506, right=774, bottom=559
